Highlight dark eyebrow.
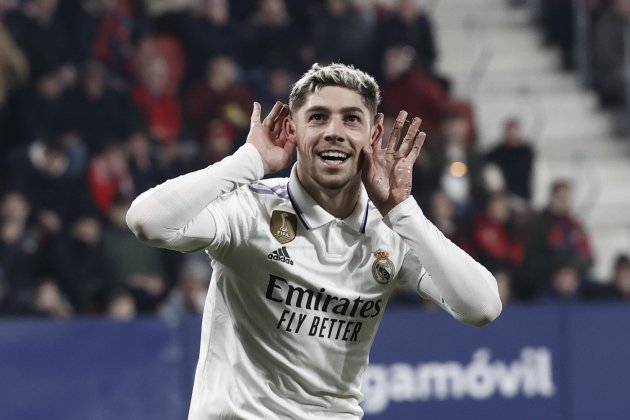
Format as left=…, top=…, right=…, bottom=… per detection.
left=303, top=105, right=366, bottom=115
left=304, top=105, right=331, bottom=114
left=340, top=106, right=366, bottom=115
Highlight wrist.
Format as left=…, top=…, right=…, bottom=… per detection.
left=381, top=196, right=420, bottom=222
left=375, top=192, right=411, bottom=217
left=240, top=143, right=266, bottom=179
left=375, top=199, right=399, bottom=217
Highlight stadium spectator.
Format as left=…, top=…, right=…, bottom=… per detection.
left=425, top=189, right=469, bottom=249
left=609, top=254, right=630, bottom=300
left=8, top=136, right=92, bottom=229
left=380, top=44, right=449, bottom=137
left=309, top=0, right=376, bottom=73
left=102, top=196, right=167, bottom=313
left=183, top=55, right=254, bottom=141
left=105, top=287, right=137, bottom=320
left=0, top=275, right=9, bottom=314
left=87, top=141, right=134, bottom=215
left=127, top=130, right=169, bottom=194
left=376, top=0, right=438, bottom=75
left=587, top=253, right=630, bottom=300
left=493, top=268, right=513, bottom=305
left=66, top=60, right=137, bottom=153
left=159, top=257, right=211, bottom=319
left=256, top=66, right=294, bottom=115
left=470, top=192, right=525, bottom=274
left=518, top=180, right=594, bottom=299
left=179, top=0, right=247, bottom=81
left=29, top=278, right=74, bottom=319
left=0, top=14, right=29, bottom=162
left=43, top=214, right=114, bottom=313
left=591, top=0, right=630, bottom=108
left=245, top=0, right=307, bottom=73
left=543, top=263, right=584, bottom=301
left=14, top=66, right=72, bottom=143
left=86, top=0, right=144, bottom=80
left=130, top=40, right=183, bottom=143
left=433, top=110, right=484, bottom=217
left=196, top=119, right=238, bottom=166
left=538, top=0, right=575, bottom=70
left=484, top=116, right=535, bottom=203
left=3, top=0, right=76, bottom=82
left=0, top=191, right=38, bottom=310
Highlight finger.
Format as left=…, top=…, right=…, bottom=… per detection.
left=386, top=110, right=407, bottom=155
left=262, top=101, right=284, bottom=128
left=408, top=131, right=427, bottom=163
left=396, top=117, right=422, bottom=158
left=251, top=102, right=262, bottom=126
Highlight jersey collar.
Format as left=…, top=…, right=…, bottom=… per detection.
left=287, top=164, right=370, bottom=234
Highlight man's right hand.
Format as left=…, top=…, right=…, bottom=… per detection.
left=247, top=101, right=296, bottom=175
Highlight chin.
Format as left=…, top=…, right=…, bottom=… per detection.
left=317, top=172, right=360, bottom=191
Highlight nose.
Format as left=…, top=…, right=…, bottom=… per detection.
left=323, top=116, right=345, bottom=142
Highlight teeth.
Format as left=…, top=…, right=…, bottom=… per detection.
left=319, top=151, right=348, bottom=159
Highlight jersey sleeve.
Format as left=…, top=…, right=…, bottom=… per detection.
left=201, top=186, right=261, bottom=260
left=395, top=249, right=428, bottom=297
left=383, top=197, right=502, bottom=326
left=126, top=144, right=264, bottom=252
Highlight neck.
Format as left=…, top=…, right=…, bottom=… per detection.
left=296, top=166, right=362, bottom=219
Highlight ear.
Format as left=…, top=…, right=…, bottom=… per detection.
left=284, top=115, right=297, bottom=143
left=370, top=113, right=384, bottom=147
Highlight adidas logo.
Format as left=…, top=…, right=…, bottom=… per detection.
left=267, top=246, right=294, bottom=265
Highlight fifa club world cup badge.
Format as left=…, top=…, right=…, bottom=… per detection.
left=270, top=210, right=297, bottom=244
left=371, top=249, right=395, bottom=284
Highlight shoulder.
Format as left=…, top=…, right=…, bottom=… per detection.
left=208, top=177, right=289, bottom=218
left=247, top=177, right=290, bottom=201
left=365, top=202, right=401, bottom=241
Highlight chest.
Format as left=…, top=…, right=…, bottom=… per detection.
left=224, top=215, right=405, bottom=300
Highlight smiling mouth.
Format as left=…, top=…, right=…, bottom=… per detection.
left=318, top=151, right=350, bottom=165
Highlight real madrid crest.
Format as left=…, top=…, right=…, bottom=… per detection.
left=371, top=249, right=395, bottom=284
left=270, top=210, right=297, bottom=244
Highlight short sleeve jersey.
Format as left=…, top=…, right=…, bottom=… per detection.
left=187, top=165, right=426, bottom=420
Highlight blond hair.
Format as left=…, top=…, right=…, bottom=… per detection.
left=288, top=63, right=381, bottom=116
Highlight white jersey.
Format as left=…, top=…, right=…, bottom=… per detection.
left=188, top=164, right=426, bottom=419
left=126, top=144, right=501, bottom=420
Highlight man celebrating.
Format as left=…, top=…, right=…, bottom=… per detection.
left=126, top=63, right=501, bottom=419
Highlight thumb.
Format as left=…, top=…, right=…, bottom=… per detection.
left=250, top=102, right=261, bottom=126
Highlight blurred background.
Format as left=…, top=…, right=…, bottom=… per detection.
left=0, top=0, right=629, bottom=419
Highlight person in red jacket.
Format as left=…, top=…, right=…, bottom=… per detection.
left=519, top=180, right=594, bottom=299
left=471, top=192, right=525, bottom=273
left=380, top=44, right=449, bottom=137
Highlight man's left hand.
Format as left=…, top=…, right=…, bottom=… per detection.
left=361, top=110, right=426, bottom=216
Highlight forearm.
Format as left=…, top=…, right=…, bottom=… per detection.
left=126, top=144, right=264, bottom=251
left=383, top=197, right=502, bottom=326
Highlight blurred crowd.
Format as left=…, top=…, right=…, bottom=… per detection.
left=0, top=0, right=628, bottom=321
left=531, top=0, right=630, bottom=130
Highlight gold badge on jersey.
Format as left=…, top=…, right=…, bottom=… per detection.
left=270, top=211, right=297, bottom=244
left=372, top=249, right=395, bottom=284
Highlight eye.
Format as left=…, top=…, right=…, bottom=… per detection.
left=308, top=113, right=324, bottom=122
left=345, top=115, right=361, bottom=124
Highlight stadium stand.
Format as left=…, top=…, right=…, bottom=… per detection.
left=1, top=0, right=629, bottom=319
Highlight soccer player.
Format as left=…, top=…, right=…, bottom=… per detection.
left=126, top=63, right=502, bottom=419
